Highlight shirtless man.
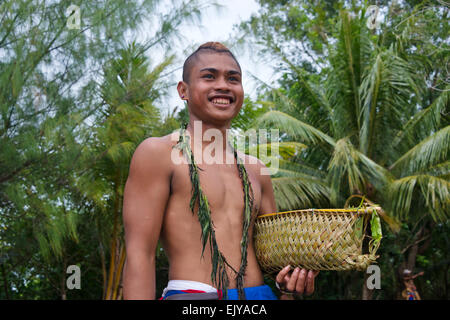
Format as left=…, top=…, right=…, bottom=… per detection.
left=122, top=42, right=319, bottom=300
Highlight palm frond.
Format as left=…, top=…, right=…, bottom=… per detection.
left=389, top=87, right=449, bottom=158
left=387, top=174, right=449, bottom=222
left=390, top=125, right=450, bottom=176
left=359, top=47, right=419, bottom=159
left=339, top=10, right=361, bottom=119
left=325, top=10, right=366, bottom=138
left=254, top=110, right=336, bottom=147
left=328, top=137, right=391, bottom=205
left=263, top=156, right=327, bottom=180
left=247, top=141, right=307, bottom=161
left=271, top=176, right=331, bottom=211
left=423, top=161, right=450, bottom=179
left=359, top=53, right=383, bottom=155
left=328, top=138, right=366, bottom=205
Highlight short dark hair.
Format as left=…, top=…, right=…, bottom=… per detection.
left=182, top=42, right=241, bottom=83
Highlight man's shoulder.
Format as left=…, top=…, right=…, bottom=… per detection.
left=136, top=131, right=180, bottom=153
left=131, top=131, right=181, bottom=171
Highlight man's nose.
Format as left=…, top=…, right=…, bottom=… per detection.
left=214, top=76, right=230, bottom=91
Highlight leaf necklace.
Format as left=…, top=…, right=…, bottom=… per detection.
left=172, top=123, right=254, bottom=300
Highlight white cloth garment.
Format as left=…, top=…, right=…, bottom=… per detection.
left=162, top=280, right=217, bottom=297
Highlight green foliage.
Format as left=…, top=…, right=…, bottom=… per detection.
left=0, top=0, right=206, bottom=299
left=231, top=96, right=269, bottom=131
left=240, top=0, right=449, bottom=299
left=1, top=0, right=448, bottom=300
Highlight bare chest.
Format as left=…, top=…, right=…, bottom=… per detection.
left=170, top=161, right=261, bottom=218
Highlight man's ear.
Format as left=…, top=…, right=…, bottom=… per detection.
left=177, top=81, right=189, bottom=101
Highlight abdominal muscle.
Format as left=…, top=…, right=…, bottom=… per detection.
left=159, top=192, right=264, bottom=290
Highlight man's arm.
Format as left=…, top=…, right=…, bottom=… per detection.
left=258, top=160, right=278, bottom=216
left=122, top=138, right=171, bottom=300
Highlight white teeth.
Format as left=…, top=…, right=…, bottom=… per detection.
left=212, top=98, right=231, bottom=105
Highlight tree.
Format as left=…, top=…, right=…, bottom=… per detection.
left=0, top=0, right=208, bottom=299
left=241, top=0, right=449, bottom=299
left=78, top=42, right=174, bottom=300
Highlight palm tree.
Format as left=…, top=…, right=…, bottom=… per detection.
left=250, top=7, right=449, bottom=298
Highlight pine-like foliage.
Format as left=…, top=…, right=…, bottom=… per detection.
left=0, top=0, right=208, bottom=299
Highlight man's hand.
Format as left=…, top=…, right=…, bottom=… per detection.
left=275, top=265, right=319, bottom=300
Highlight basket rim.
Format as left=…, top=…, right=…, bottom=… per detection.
left=257, top=207, right=382, bottom=219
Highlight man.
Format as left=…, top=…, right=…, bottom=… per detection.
left=122, top=42, right=319, bottom=300
left=401, top=269, right=423, bottom=300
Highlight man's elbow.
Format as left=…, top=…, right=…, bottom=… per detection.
left=123, top=254, right=156, bottom=300
left=124, top=250, right=155, bottom=272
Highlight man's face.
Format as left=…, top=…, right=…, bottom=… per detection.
left=180, top=52, right=244, bottom=125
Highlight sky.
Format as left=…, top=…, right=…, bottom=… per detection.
left=146, top=0, right=279, bottom=116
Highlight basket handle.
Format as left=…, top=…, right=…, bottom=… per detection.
left=345, top=195, right=383, bottom=264
left=344, top=194, right=378, bottom=209
left=346, top=195, right=402, bottom=233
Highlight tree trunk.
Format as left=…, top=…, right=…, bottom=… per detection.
left=104, top=240, right=126, bottom=300
left=362, top=271, right=374, bottom=300
left=61, top=257, right=67, bottom=300
left=407, top=243, right=419, bottom=271
left=104, top=176, right=126, bottom=300
left=1, top=264, right=10, bottom=299
left=97, top=219, right=107, bottom=297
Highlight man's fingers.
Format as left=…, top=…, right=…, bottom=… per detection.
left=276, top=267, right=320, bottom=295
left=284, top=274, right=290, bottom=283
left=275, top=266, right=291, bottom=284
left=275, top=265, right=291, bottom=284
left=286, top=267, right=300, bottom=291
left=295, top=269, right=307, bottom=294
left=305, top=270, right=319, bottom=295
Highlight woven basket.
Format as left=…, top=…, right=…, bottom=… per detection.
left=254, top=196, right=383, bottom=273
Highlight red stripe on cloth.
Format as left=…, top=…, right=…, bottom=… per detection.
left=180, top=289, right=207, bottom=293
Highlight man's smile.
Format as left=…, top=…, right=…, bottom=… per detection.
left=208, top=94, right=234, bottom=108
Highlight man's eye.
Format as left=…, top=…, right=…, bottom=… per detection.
left=202, top=74, right=214, bottom=79
left=229, top=76, right=239, bottom=81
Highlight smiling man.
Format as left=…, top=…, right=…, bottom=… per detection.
left=122, top=42, right=319, bottom=300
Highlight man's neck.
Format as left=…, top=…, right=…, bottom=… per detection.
left=186, top=119, right=235, bottom=164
